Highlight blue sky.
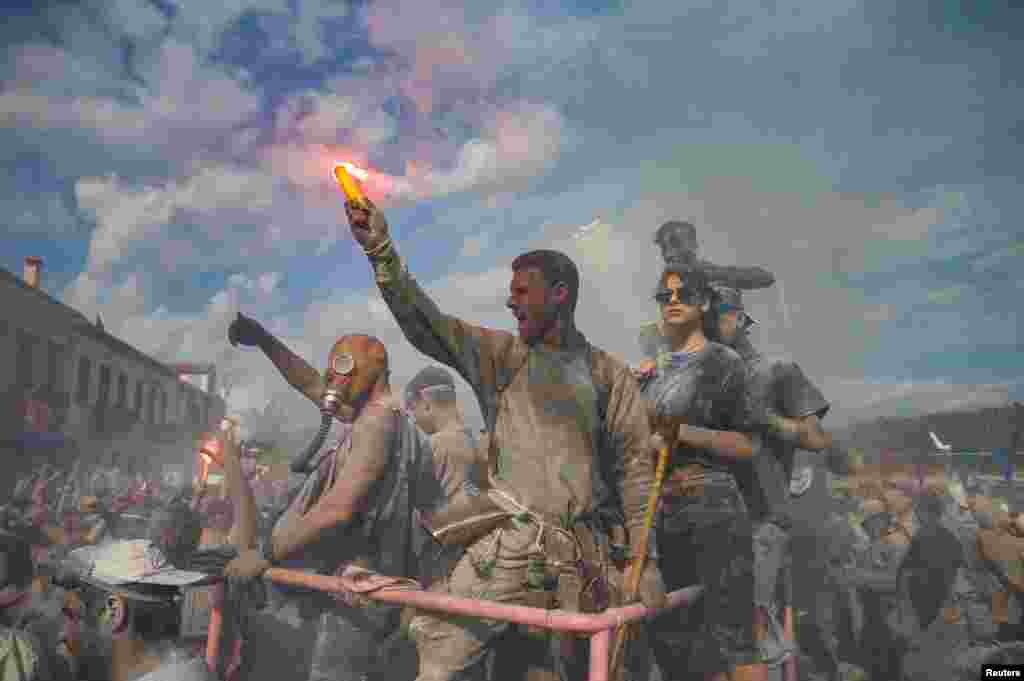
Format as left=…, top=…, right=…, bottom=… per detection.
left=1, top=0, right=1021, bottom=431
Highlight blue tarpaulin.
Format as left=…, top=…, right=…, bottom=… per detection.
left=9, top=431, right=73, bottom=449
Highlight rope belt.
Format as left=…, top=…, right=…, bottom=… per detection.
left=486, top=489, right=584, bottom=570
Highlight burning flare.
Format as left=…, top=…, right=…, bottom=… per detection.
left=333, top=162, right=369, bottom=208
left=199, top=437, right=221, bottom=466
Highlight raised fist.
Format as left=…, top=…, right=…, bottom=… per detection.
left=344, top=197, right=391, bottom=254
left=228, top=312, right=268, bottom=348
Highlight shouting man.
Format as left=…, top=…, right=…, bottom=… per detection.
left=344, top=198, right=664, bottom=681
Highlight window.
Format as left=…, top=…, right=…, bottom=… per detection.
left=148, top=386, right=157, bottom=425
left=15, top=330, right=33, bottom=387
left=134, top=381, right=144, bottom=413
left=117, top=373, right=127, bottom=407
left=159, top=388, right=167, bottom=424
left=97, top=365, right=111, bottom=407
left=46, top=341, right=63, bottom=392
left=76, top=357, right=92, bottom=403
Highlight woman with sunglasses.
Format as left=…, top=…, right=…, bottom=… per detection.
left=636, top=264, right=771, bottom=681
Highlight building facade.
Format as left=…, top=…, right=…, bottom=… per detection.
left=0, top=258, right=225, bottom=486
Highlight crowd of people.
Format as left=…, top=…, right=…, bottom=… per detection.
left=2, top=204, right=1023, bottom=681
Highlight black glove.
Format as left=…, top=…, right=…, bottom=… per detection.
left=228, top=312, right=270, bottom=348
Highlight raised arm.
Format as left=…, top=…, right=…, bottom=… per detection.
left=221, top=421, right=259, bottom=550
left=229, top=312, right=325, bottom=406
left=770, top=360, right=832, bottom=451
left=343, top=199, right=512, bottom=404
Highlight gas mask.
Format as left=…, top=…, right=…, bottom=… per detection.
left=319, top=349, right=355, bottom=417
left=290, top=336, right=386, bottom=474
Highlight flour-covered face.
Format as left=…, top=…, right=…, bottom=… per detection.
left=657, top=273, right=707, bottom=327
left=324, top=336, right=387, bottom=419
left=506, top=267, right=564, bottom=344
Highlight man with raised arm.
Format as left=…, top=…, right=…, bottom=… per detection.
left=223, top=322, right=440, bottom=681
left=343, top=198, right=664, bottom=681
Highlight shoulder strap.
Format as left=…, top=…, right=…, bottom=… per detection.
left=486, top=342, right=530, bottom=479
left=587, top=344, right=611, bottom=426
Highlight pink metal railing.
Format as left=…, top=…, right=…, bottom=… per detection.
left=206, top=568, right=798, bottom=681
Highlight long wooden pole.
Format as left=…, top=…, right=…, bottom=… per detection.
left=608, top=442, right=671, bottom=680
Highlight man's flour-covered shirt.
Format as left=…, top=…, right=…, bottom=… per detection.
left=420, top=427, right=486, bottom=586
left=429, top=428, right=486, bottom=505
left=274, top=409, right=441, bottom=584
left=739, top=342, right=829, bottom=522
left=371, top=251, right=653, bottom=533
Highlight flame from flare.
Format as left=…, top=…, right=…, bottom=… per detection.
left=337, top=161, right=369, bottom=181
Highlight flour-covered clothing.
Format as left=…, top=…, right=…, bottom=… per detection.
left=270, top=408, right=441, bottom=681
left=370, top=248, right=653, bottom=681
left=733, top=335, right=829, bottom=525
left=637, top=339, right=760, bottom=674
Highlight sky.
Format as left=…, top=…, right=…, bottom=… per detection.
left=1, top=0, right=1022, bottom=437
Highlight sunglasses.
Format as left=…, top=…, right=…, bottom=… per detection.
left=654, top=287, right=702, bottom=306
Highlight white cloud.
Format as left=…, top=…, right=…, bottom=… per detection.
left=227, top=271, right=283, bottom=295
left=1, top=40, right=261, bottom=158
left=406, top=102, right=564, bottom=199
left=73, top=162, right=279, bottom=274
left=75, top=175, right=177, bottom=272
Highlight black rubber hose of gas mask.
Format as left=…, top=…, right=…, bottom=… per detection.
left=290, top=411, right=334, bottom=474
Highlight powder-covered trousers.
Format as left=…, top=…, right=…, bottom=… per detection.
left=647, top=471, right=759, bottom=677
left=752, top=521, right=789, bottom=610
left=408, top=521, right=586, bottom=681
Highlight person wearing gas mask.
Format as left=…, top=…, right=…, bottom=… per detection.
left=224, top=320, right=441, bottom=681
left=704, top=285, right=832, bottom=670
left=343, top=198, right=664, bottom=681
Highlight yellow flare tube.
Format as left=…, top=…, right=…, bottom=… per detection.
left=333, top=164, right=368, bottom=209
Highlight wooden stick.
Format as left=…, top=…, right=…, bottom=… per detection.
left=608, top=443, right=671, bottom=681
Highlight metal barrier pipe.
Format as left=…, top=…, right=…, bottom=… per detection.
left=588, top=628, right=611, bottom=681
left=263, top=567, right=701, bottom=634
left=204, top=568, right=700, bottom=680
left=205, top=582, right=225, bottom=673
